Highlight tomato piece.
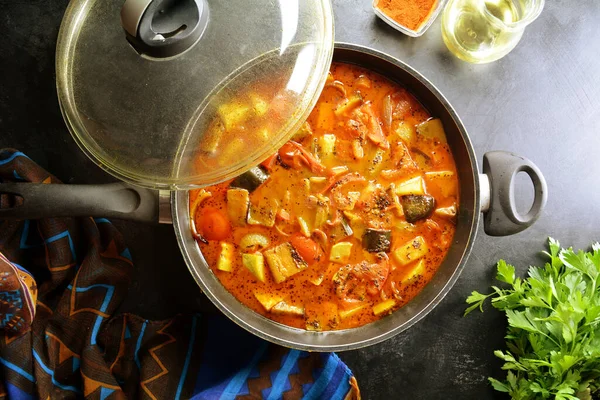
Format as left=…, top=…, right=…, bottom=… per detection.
left=278, top=141, right=326, bottom=174
left=278, top=142, right=303, bottom=170
left=365, top=119, right=389, bottom=150
left=391, top=90, right=413, bottom=120
left=260, top=153, right=278, bottom=171
left=352, top=103, right=389, bottom=150
left=290, top=234, right=323, bottom=264
left=342, top=118, right=367, bottom=140
left=199, top=207, right=231, bottom=241
left=363, top=260, right=390, bottom=295
left=333, top=259, right=390, bottom=304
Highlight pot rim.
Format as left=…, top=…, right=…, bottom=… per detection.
left=173, top=42, right=481, bottom=351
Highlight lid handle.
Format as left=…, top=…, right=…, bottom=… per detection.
left=121, top=0, right=209, bottom=58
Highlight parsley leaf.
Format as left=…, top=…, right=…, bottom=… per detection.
left=466, top=238, right=600, bottom=399
left=497, top=260, right=516, bottom=284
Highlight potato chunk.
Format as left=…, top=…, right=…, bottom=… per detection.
left=271, top=301, right=305, bottom=317
left=297, top=216, right=311, bottom=237
left=425, top=171, right=457, bottom=198
left=249, top=93, right=269, bottom=116
left=242, top=253, right=266, bottom=283
left=402, top=259, right=426, bottom=282
left=393, top=121, right=416, bottom=145
left=394, top=176, right=425, bottom=196
left=217, top=242, right=235, bottom=272
left=416, top=118, right=447, bottom=143
left=318, top=134, right=337, bottom=162
left=373, top=299, right=396, bottom=316
left=264, top=243, right=308, bottom=284
left=226, top=189, right=249, bottom=227
left=217, top=103, right=250, bottom=130
left=435, top=204, right=457, bottom=219
left=339, top=305, right=366, bottom=320
left=393, top=236, right=428, bottom=267
left=330, top=242, right=353, bottom=264
left=254, top=292, right=283, bottom=312
left=247, top=197, right=278, bottom=227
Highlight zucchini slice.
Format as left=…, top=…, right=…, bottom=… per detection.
left=230, top=166, right=269, bottom=193
left=362, top=229, right=392, bottom=253
left=334, top=93, right=363, bottom=116
left=400, top=194, right=436, bottom=223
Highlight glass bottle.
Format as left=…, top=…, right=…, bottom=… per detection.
left=441, top=0, right=544, bottom=64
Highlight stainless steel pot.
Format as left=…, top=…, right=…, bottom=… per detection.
left=0, top=44, right=547, bottom=351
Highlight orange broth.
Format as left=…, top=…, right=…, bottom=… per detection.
left=190, top=63, right=459, bottom=331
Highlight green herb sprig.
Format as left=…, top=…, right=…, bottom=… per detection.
left=466, top=238, right=600, bottom=400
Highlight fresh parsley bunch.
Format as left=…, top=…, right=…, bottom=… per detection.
left=466, top=238, right=600, bottom=400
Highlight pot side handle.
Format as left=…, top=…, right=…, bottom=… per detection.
left=0, top=182, right=162, bottom=223
left=480, top=151, right=548, bottom=236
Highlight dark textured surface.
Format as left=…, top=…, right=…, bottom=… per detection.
left=1, top=1, right=600, bottom=399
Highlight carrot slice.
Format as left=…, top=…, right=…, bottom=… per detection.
left=290, top=234, right=323, bottom=264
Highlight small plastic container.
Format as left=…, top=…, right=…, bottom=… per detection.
left=373, top=0, right=448, bottom=37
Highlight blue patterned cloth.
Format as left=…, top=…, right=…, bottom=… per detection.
left=0, top=149, right=360, bottom=400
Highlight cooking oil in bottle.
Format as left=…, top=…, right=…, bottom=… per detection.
left=441, top=0, right=544, bottom=64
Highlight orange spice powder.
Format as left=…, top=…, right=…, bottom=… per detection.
left=376, top=0, right=437, bottom=31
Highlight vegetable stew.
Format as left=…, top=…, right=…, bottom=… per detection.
left=190, top=63, right=459, bottom=331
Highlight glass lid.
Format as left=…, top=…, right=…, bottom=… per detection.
left=56, top=0, right=334, bottom=189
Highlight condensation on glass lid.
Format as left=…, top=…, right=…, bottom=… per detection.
left=176, top=44, right=321, bottom=187
left=56, top=0, right=334, bottom=189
